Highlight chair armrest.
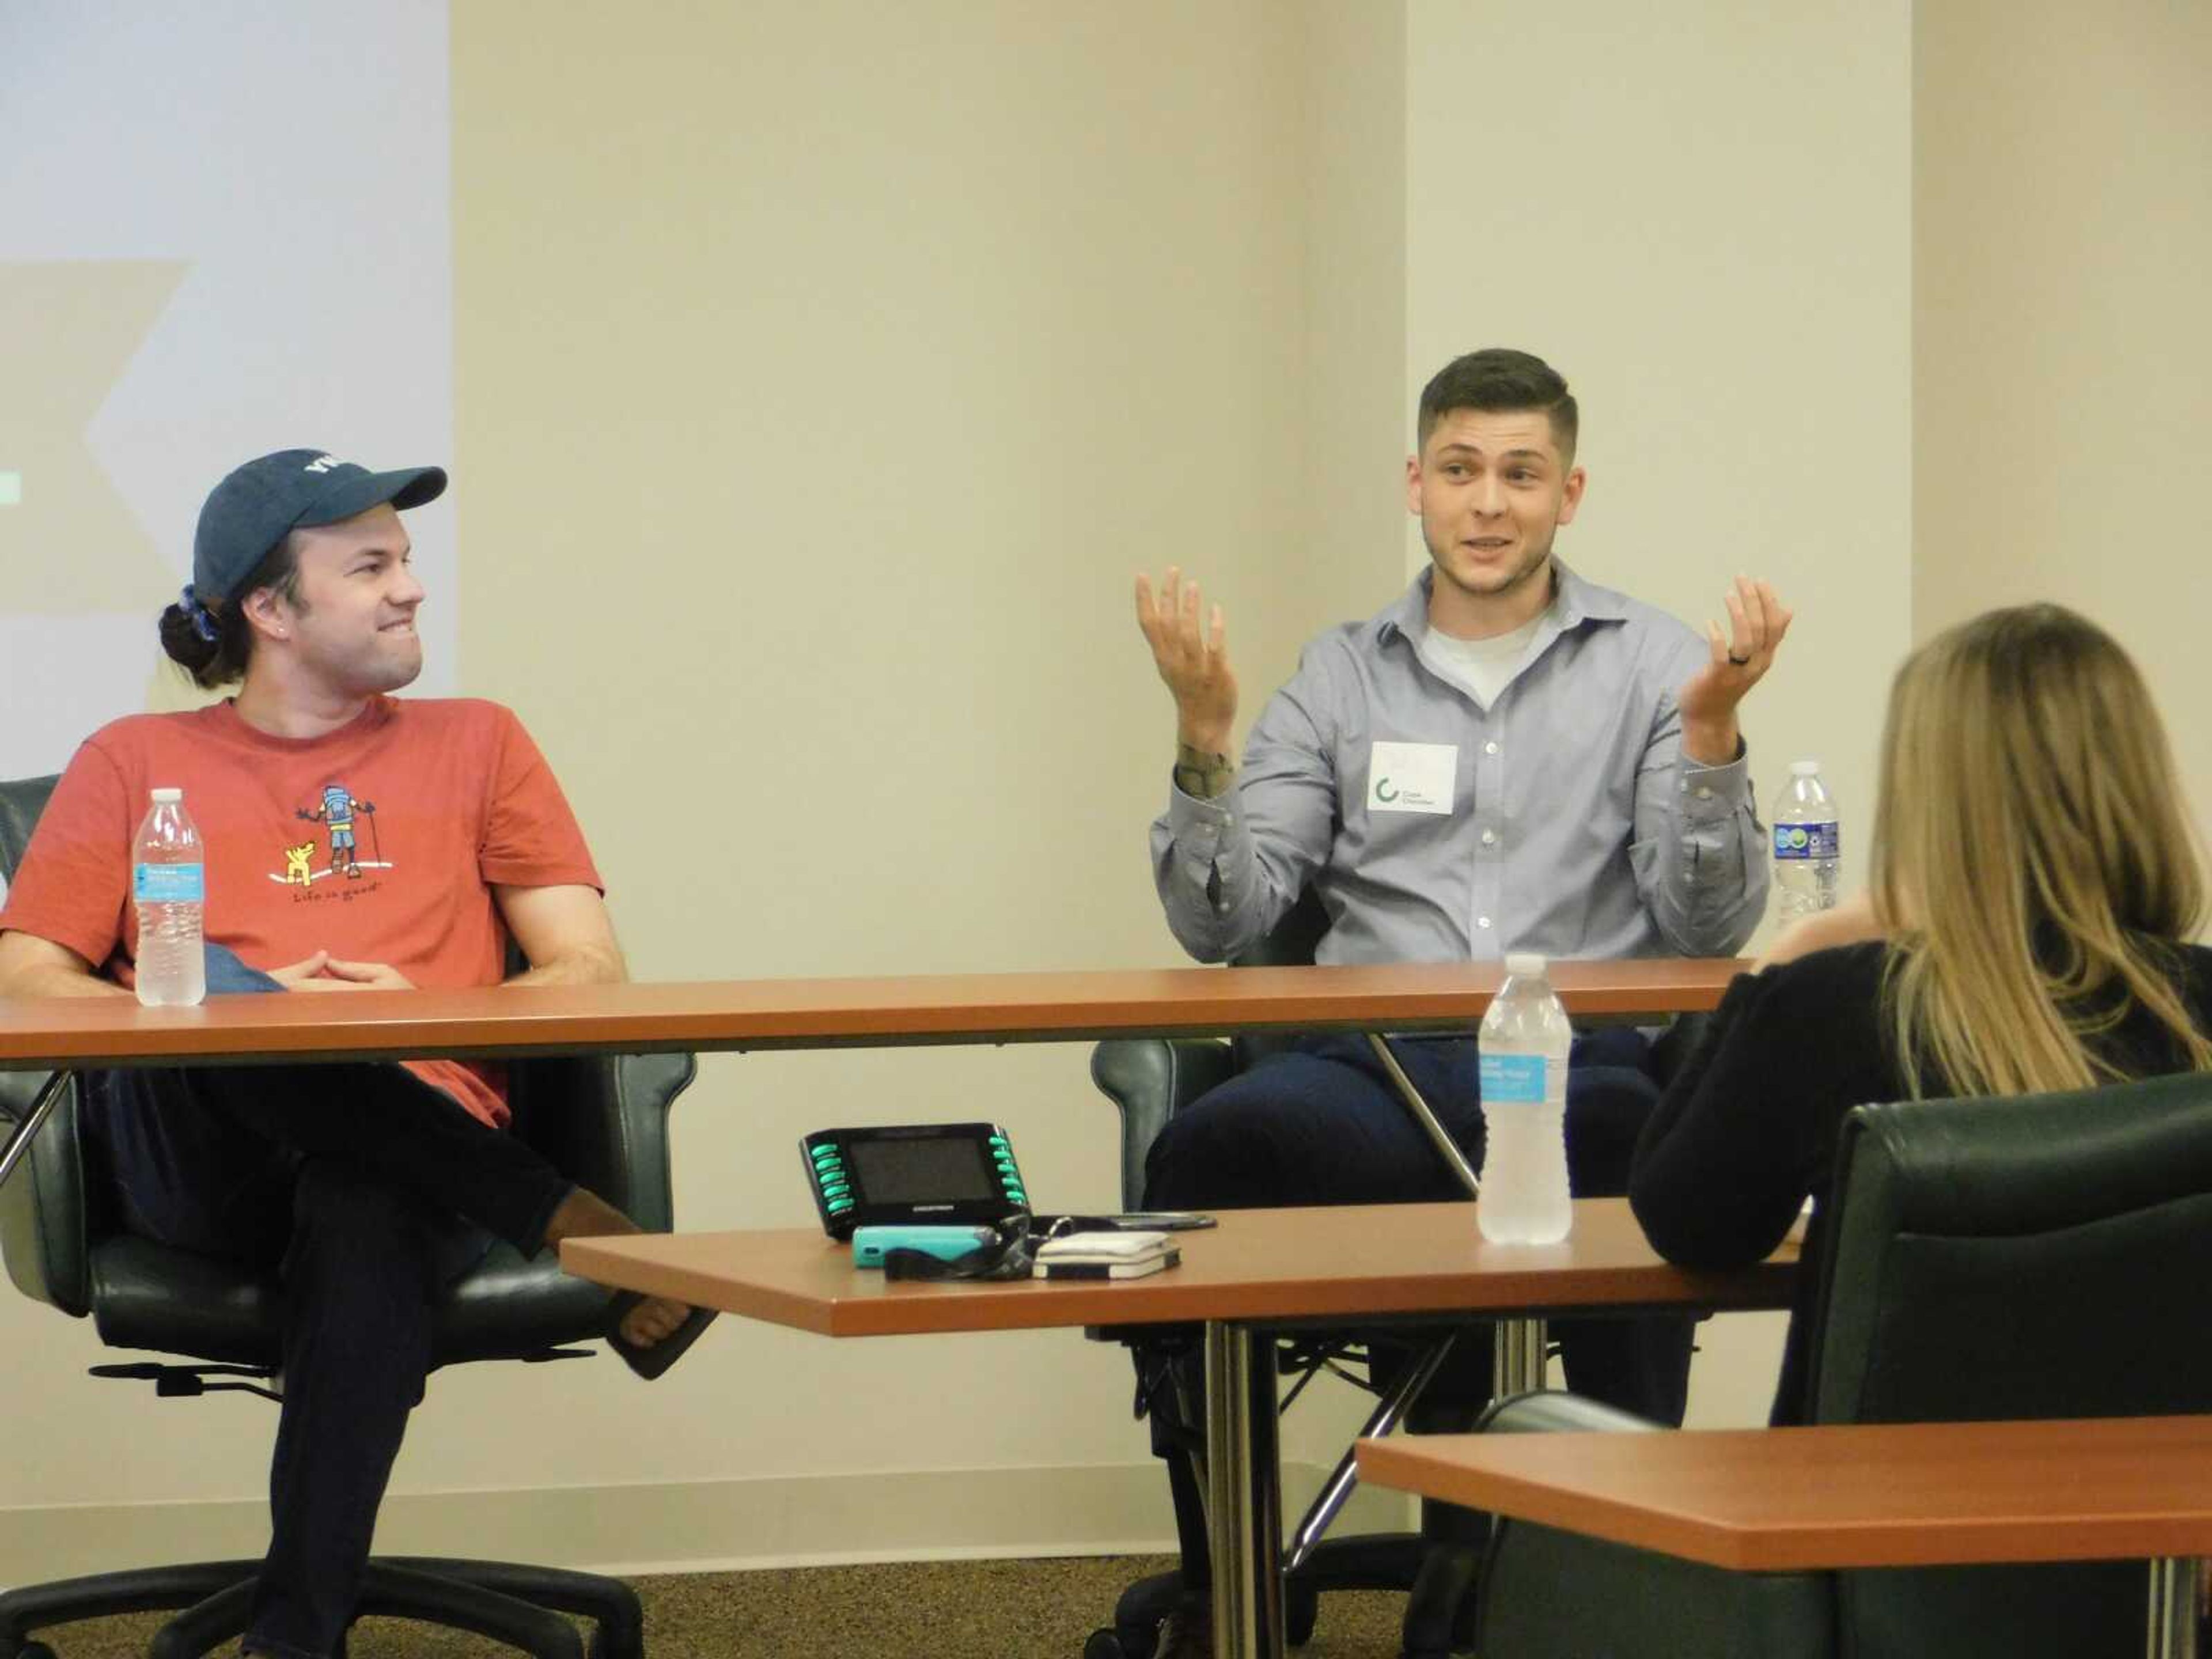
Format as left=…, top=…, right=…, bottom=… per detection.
left=506, top=1052, right=697, bottom=1234
left=1478, top=1388, right=1666, bottom=1437
left=1091, top=1037, right=1237, bottom=1210
left=0, top=1071, right=93, bottom=1317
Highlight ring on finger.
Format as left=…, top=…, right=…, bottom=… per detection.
left=1726, top=652, right=1752, bottom=666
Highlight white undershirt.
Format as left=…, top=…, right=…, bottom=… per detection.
left=1415, top=607, right=1550, bottom=710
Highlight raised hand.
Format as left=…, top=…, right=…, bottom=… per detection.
left=1135, top=566, right=1238, bottom=753
left=1678, top=577, right=1793, bottom=764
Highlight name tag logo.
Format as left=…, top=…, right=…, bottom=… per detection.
left=1367, top=741, right=1456, bottom=815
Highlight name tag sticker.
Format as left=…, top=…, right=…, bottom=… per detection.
left=1367, top=741, right=1457, bottom=815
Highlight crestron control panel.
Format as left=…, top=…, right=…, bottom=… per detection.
left=801, top=1122, right=1029, bottom=1240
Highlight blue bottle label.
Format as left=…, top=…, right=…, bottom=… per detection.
left=1773, top=821, right=1839, bottom=860
left=134, top=862, right=204, bottom=903
left=1479, top=1053, right=1547, bottom=1105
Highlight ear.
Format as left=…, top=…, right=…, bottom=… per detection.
left=241, top=585, right=291, bottom=643
left=1556, top=464, right=1588, bottom=527
left=1404, top=452, right=1423, bottom=517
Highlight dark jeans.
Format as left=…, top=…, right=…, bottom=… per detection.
left=1139, top=1029, right=1693, bottom=1467
left=80, top=948, right=574, bottom=1659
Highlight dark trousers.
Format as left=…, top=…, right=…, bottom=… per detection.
left=1139, top=1029, right=1694, bottom=1458
left=80, top=950, right=574, bottom=1659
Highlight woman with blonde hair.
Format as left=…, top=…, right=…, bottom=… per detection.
left=1629, top=601, right=2212, bottom=1423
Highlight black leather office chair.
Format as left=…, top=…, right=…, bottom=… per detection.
left=0, top=773, right=698, bottom=1659
left=1471, top=1070, right=2212, bottom=1659
left=1086, top=891, right=1703, bottom=1658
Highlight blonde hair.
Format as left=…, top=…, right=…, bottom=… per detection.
left=1873, top=604, right=2211, bottom=1098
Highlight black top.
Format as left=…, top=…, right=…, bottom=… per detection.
left=1629, top=940, right=2212, bottom=1423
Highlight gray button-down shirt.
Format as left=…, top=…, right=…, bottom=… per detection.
left=1151, top=564, right=1769, bottom=965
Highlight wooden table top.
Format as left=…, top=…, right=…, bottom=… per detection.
left=1355, top=1416, right=2212, bottom=1571
left=558, top=1200, right=1795, bottom=1339
left=0, top=958, right=1747, bottom=1071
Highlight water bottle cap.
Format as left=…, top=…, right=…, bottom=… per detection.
left=1503, top=951, right=1547, bottom=979
left=150, top=787, right=183, bottom=802
left=1789, top=760, right=1820, bottom=777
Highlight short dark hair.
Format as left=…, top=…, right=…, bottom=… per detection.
left=1416, top=348, right=1578, bottom=462
left=158, top=535, right=305, bottom=690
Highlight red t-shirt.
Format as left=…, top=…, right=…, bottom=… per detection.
left=0, top=696, right=601, bottom=1128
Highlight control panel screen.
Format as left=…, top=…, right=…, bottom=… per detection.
left=849, top=1137, right=999, bottom=1205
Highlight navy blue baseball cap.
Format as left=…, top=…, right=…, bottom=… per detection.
left=191, top=449, right=447, bottom=603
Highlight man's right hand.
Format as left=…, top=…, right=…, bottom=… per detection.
left=1135, top=567, right=1238, bottom=753
left=269, top=952, right=421, bottom=991
left=267, top=952, right=335, bottom=989
left=272, top=953, right=417, bottom=991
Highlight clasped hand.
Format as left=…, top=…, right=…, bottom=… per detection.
left=269, top=950, right=417, bottom=992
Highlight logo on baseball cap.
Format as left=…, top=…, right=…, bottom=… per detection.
left=192, top=449, right=447, bottom=603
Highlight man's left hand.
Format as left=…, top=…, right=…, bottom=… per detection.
left=1678, top=576, right=1792, bottom=766
left=290, top=957, right=416, bottom=991
left=1754, top=889, right=1887, bottom=972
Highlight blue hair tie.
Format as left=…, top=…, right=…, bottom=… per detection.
left=179, top=584, right=219, bottom=644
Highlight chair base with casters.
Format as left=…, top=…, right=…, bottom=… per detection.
left=0, top=1555, right=642, bottom=1659
left=0, top=1347, right=650, bottom=1659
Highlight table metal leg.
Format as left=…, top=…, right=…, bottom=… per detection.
left=1206, top=1321, right=1284, bottom=1659
left=1493, top=1315, right=1550, bottom=1397
left=1365, top=1033, right=1480, bottom=1199
left=0, top=1071, right=68, bottom=1192
left=2148, top=1556, right=2199, bottom=1659
left=1285, top=1334, right=1456, bottom=1577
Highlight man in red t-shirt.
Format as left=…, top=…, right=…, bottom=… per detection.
left=0, top=449, right=709, bottom=1659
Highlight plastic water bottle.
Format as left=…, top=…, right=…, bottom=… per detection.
left=1772, top=760, right=1840, bottom=922
left=1476, top=952, right=1573, bottom=1244
left=133, top=787, right=205, bottom=1007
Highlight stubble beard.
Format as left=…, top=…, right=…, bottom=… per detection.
left=318, top=635, right=425, bottom=701
left=1429, top=522, right=1558, bottom=607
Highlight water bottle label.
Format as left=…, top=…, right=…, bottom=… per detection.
left=1479, top=1053, right=1547, bottom=1105
left=1774, top=821, right=1839, bottom=860
left=134, top=862, right=205, bottom=903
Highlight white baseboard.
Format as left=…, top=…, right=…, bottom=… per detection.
left=0, top=1460, right=1417, bottom=1586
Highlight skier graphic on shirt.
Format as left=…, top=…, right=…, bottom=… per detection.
left=297, top=783, right=378, bottom=879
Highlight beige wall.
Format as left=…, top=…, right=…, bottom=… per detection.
left=1915, top=0, right=2212, bottom=857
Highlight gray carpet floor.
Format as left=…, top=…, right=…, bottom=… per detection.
left=33, top=1555, right=1414, bottom=1657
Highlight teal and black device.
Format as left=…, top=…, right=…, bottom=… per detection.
left=801, top=1122, right=1029, bottom=1240
left=850, top=1224, right=997, bottom=1268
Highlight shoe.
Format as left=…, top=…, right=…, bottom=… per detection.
left=605, top=1290, right=717, bottom=1380
left=1148, top=1597, right=1213, bottom=1659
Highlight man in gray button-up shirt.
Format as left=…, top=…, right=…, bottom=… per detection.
left=1126, top=353, right=1789, bottom=1599
left=1143, top=376, right=1781, bottom=969
left=1150, top=555, right=1771, bottom=967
